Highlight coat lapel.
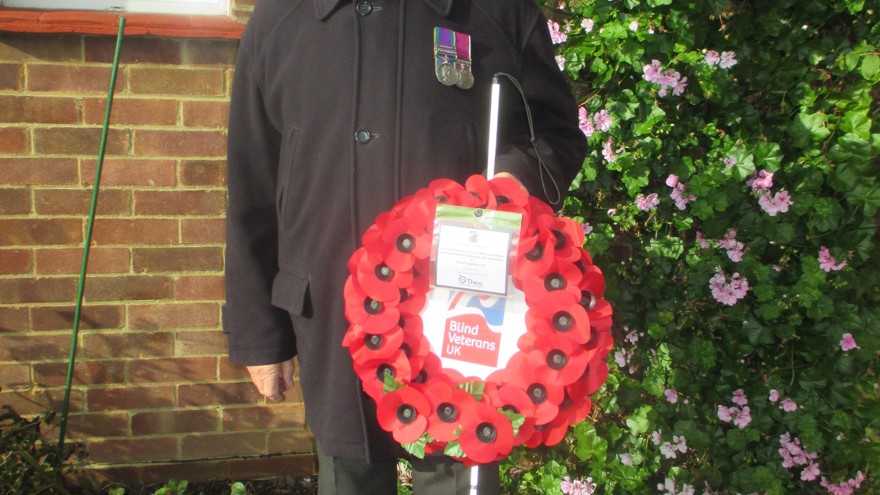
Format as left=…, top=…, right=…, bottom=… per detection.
left=315, top=0, right=454, bottom=20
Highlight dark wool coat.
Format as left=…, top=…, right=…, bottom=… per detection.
left=224, top=0, right=587, bottom=460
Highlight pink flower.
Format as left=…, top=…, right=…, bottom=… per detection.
left=578, top=107, right=595, bottom=137
left=581, top=222, right=593, bottom=235
left=669, top=182, right=696, bottom=210
left=717, top=405, right=734, bottom=423
left=660, top=441, right=678, bottom=459
left=548, top=20, right=568, bottom=44
left=666, top=174, right=679, bottom=188
left=819, top=246, right=847, bottom=272
left=840, top=333, right=858, bottom=351
left=731, top=388, right=748, bottom=406
left=733, top=406, right=751, bottom=429
left=555, top=55, right=566, bottom=71
left=769, top=389, right=780, bottom=403
left=673, top=435, right=688, bottom=454
left=782, top=399, right=798, bottom=412
left=709, top=269, right=749, bottom=306
left=628, top=20, right=639, bottom=31
left=665, top=388, right=679, bottom=404
left=724, top=155, right=737, bottom=167
left=625, top=330, right=639, bottom=344
left=758, top=190, right=793, bottom=216
left=614, top=350, right=628, bottom=368
left=820, top=471, right=864, bottom=495
left=719, top=51, right=738, bottom=69
left=581, top=18, right=594, bottom=32
left=718, top=230, right=745, bottom=263
left=672, top=76, right=688, bottom=96
left=801, top=462, right=820, bottom=481
left=619, top=453, right=633, bottom=466
left=635, top=193, right=660, bottom=212
left=602, top=137, right=617, bottom=163
left=748, top=170, right=774, bottom=191
left=705, top=50, right=721, bottom=66
left=696, top=231, right=710, bottom=249
left=651, top=430, right=663, bottom=445
left=643, top=60, right=663, bottom=83
left=593, top=109, right=612, bottom=132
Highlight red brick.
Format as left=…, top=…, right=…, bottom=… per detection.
left=0, top=126, right=27, bottom=153
left=132, top=409, right=219, bottom=436
left=85, top=35, right=182, bottom=65
left=0, top=188, right=30, bottom=215
left=83, top=275, right=172, bottom=301
left=0, top=363, right=30, bottom=388
left=0, top=249, right=31, bottom=274
left=178, top=382, right=262, bottom=407
left=182, top=101, right=229, bottom=128
left=179, top=160, right=226, bottom=187
left=83, top=97, right=178, bottom=126
left=175, top=329, right=227, bottom=356
left=0, top=389, right=84, bottom=415
left=81, top=331, right=174, bottom=359
left=181, top=218, right=225, bottom=244
left=0, top=157, right=77, bottom=185
left=30, top=304, right=124, bottom=331
left=35, top=247, right=131, bottom=275
left=183, top=39, right=237, bottom=66
left=129, top=356, right=217, bottom=384
left=27, top=64, right=126, bottom=94
left=134, top=190, right=226, bottom=216
left=81, top=158, right=176, bottom=187
left=222, top=405, right=306, bottom=431
left=33, top=360, right=125, bottom=387
left=134, top=130, right=226, bottom=158
left=0, top=333, right=71, bottom=361
left=267, top=429, right=316, bottom=454
left=87, top=385, right=176, bottom=412
left=128, top=67, right=224, bottom=97
left=0, top=33, right=82, bottom=62
left=0, top=307, right=28, bottom=333
left=218, top=358, right=250, bottom=382
left=0, top=277, right=77, bottom=304
left=0, top=219, right=82, bottom=246
left=33, top=127, right=130, bottom=156
left=33, top=188, right=130, bottom=216
left=65, top=412, right=129, bottom=439
left=87, top=437, right=178, bottom=464
left=0, top=63, right=22, bottom=90
left=133, top=247, right=223, bottom=274
left=129, top=302, right=219, bottom=329
left=227, top=453, right=316, bottom=481
left=0, top=95, right=79, bottom=124
left=174, top=275, right=224, bottom=301
left=91, top=219, right=178, bottom=246
left=180, top=431, right=266, bottom=460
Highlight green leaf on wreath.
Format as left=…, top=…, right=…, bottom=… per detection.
left=443, top=440, right=464, bottom=458
left=499, top=408, right=525, bottom=436
left=402, top=433, right=428, bottom=459
left=459, top=381, right=485, bottom=401
left=383, top=374, right=405, bottom=394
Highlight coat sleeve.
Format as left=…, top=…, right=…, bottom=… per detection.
left=223, top=38, right=297, bottom=366
left=493, top=9, right=586, bottom=208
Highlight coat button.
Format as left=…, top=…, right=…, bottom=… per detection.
left=356, top=1, right=373, bottom=15
left=355, top=130, right=373, bottom=144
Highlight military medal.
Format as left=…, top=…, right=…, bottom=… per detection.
left=434, top=27, right=473, bottom=89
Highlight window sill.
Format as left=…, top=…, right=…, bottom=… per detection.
left=0, top=9, right=245, bottom=39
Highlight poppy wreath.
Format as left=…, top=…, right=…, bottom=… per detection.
left=342, top=174, right=613, bottom=465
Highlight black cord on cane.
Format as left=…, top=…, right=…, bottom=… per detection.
left=492, top=72, right=563, bottom=206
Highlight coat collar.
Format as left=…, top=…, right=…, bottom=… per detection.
left=315, top=0, right=454, bottom=20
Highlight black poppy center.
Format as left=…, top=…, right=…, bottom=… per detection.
left=365, top=334, right=383, bottom=350
left=437, top=402, right=458, bottom=423
left=435, top=195, right=448, bottom=203
left=397, top=404, right=417, bottom=424
left=401, top=343, right=412, bottom=358
left=476, top=422, right=497, bottom=444
left=552, top=311, right=574, bottom=332
left=376, top=364, right=395, bottom=381
left=364, top=298, right=383, bottom=315
left=399, top=289, right=409, bottom=302
left=413, top=369, right=428, bottom=383
left=560, top=393, right=573, bottom=410
left=525, top=243, right=544, bottom=262
left=544, top=273, right=566, bottom=292
left=547, top=350, right=569, bottom=370
left=496, top=195, right=511, bottom=205
left=552, top=229, right=567, bottom=250
left=528, top=384, right=547, bottom=404
left=580, top=291, right=596, bottom=311
left=501, top=404, right=520, bottom=414
left=375, top=264, right=394, bottom=281
left=396, top=234, right=415, bottom=253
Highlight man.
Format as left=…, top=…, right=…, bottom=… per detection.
left=224, top=0, right=586, bottom=493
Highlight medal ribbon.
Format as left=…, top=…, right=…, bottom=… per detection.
left=454, top=31, right=471, bottom=63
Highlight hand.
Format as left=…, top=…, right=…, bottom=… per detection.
left=246, top=358, right=295, bottom=402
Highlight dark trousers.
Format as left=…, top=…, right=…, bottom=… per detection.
left=316, top=449, right=501, bottom=495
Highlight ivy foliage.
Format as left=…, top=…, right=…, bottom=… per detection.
left=503, top=1, right=880, bottom=494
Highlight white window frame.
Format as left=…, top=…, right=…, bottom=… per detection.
left=0, top=0, right=228, bottom=16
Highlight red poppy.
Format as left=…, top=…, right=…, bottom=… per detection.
left=547, top=216, right=585, bottom=263
left=427, top=178, right=469, bottom=206
left=355, top=248, right=414, bottom=302
left=529, top=334, right=590, bottom=386
left=560, top=386, right=593, bottom=426
left=524, top=291, right=591, bottom=345
left=348, top=325, right=405, bottom=366
left=521, top=257, right=582, bottom=306
left=537, top=389, right=592, bottom=447
left=363, top=211, right=432, bottom=273
left=344, top=278, right=401, bottom=334
left=587, top=298, right=613, bottom=333
left=505, top=353, right=564, bottom=425
left=488, top=176, right=530, bottom=210
left=578, top=264, right=606, bottom=303
left=410, top=352, right=442, bottom=384
left=458, top=401, right=514, bottom=464
left=484, top=383, right=537, bottom=444
left=574, top=360, right=610, bottom=396
left=400, top=329, right=431, bottom=380
left=516, top=230, right=555, bottom=282
left=464, top=174, right=492, bottom=208
left=376, top=385, right=431, bottom=444
left=423, top=380, right=476, bottom=442
left=354, top=350, right=413, bottom=401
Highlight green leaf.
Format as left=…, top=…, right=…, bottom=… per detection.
left=789, top=112, right=830, bottom=148
left=646, top=237, right=685, bottom=259
left=840, top=110, right=872, bottom=140
left=499, top=409, right=525, bottom=436
left=443, top=440, right=464, bottom=458
left=459, top=381, right=485, bottom=401
left=648, top=0, right=673, bottom=5
left=860, top=54, right=880, bottom=81
left=383, top=374, right=405, bottom=394
left=402, top=434, right=428, bottom=459
left=573, top=422, right=609, bottom=462
left=230, top=482, right=248, bottom=495
left=633, top=104, right=666, bottom=136
left=849, top=182, right=880, bottom=215
left=625, top=405, right=652, bottom=435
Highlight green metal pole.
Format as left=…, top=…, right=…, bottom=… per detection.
left=58, top=17, right=125, bottom=454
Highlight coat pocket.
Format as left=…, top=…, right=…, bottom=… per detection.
left=270, top=269, right=310, bottom=316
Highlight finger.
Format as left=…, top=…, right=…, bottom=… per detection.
left=281, top=359, right=296, bottom=389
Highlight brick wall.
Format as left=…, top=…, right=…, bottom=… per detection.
left=0, top=0, right=316, bottom=488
